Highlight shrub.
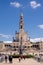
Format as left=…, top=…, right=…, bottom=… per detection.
left=23, top=55, right=34, bottom=58
left=12, top=54, right=34, bottom=58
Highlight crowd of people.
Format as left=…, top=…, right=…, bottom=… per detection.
left=0, top=54, right=25, bottom=63
left=0, top=54, right=13, bottom=63
left=5, top=55, right=13, bottom=63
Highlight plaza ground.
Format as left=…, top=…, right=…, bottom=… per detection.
left=0, top=58, right=43, bottom=65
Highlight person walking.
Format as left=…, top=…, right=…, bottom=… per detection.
left=19, top=57, right=21, bottom=62
left=9, top=55, right=12, bottom=63
left=5, top=55, right=7, bottom=63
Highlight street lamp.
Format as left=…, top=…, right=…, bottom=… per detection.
left=19, top=36, right=23, bottom=55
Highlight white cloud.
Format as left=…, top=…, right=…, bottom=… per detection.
left=0, top=34, right=11, bottom=38
left=30, top=1, right=41, bottom=9
left=38, top=25, right=43, bottom=29
left=30, top=38, right=43, bottom=42
left=4, top=41, right=12, bottom=43
left=10, top=2, right=21, bottom=8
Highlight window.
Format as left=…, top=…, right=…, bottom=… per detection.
left=16, top=46, right=18, bottom=48
left=21, top=25, right=22, bottom=29
left=25, top=46, right=26, bottom=48
left=14, top=46, right=15, bottom=48
left=28, top=46, right=29, bottom=48
left=14, top=49, right=16, bottom=51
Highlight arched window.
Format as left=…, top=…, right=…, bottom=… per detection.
left=25, top=46, right=26, bottom=48
left=21, top=25, right=22, bottom=29
left=16, top=46, right=18, bottom=48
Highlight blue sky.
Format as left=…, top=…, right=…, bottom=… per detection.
left=0, top=0, right=43, bottom=42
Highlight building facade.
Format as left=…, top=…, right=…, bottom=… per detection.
left=0, top=12, right=43, bottom=54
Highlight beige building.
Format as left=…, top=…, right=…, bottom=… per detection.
left=0, top=12, right=43, bottom=54
left=39, top=41, right=43, bottom=51
left=11, top=12, right=32, bottom=52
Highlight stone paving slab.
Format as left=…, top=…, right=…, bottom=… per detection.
left=0, top=58, right=43, bottom=65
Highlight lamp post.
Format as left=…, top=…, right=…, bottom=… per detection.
left=19, top=36, right=23, bottom=58
left=19, top=37, right=22, bottom=54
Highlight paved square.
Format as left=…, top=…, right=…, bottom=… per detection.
left=0, top=58, right=43, bottom=65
